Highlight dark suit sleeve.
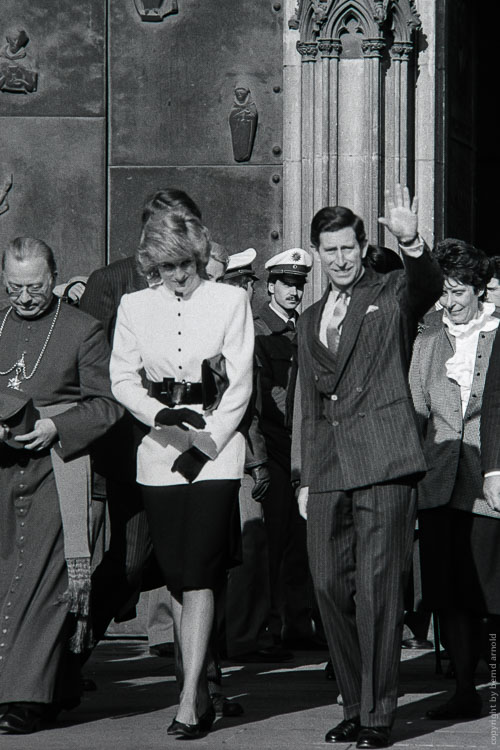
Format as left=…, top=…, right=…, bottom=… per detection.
left=397, top=246, right=443, bottom=321
left=51, top=321, right=124, bottom=460
left=243, top=364, right=268, bottom=469
left=297, top=315, right=325, bottom=488
left=80, top=267, right=119, bottom=344
left=481, top=327, right=500, bottom=474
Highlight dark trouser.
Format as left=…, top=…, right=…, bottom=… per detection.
left=90, top=479, right=152, bottom=642
left=264, top=457, right=315, bottom=640
left=307, top=480, right=416, bottom=727
left=223, top=474, right=273, bottom=656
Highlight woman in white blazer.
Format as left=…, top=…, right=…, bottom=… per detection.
left=110, top=208, right=254, bottom=737
left=409, top=239, right=500, bottom=722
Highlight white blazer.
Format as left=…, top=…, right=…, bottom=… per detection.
left=110, top=280, right=254, bottom=486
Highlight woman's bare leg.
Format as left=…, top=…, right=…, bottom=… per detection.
left=175, top=588, right=213, bottom=725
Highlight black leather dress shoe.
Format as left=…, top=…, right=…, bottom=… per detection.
left=215, top=695, right=244, bottom=717
left=426, top=693, right=482, bottom=720
left=0, top=704, right=43, bottom=734
left=325, top=717, right=360, bottom=743
left=356, top=726, right=391, bottom=749
left=167, top=718, right=200, bottom=738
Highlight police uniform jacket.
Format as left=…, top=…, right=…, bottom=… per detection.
left=254, top=304, right=297, bottom=468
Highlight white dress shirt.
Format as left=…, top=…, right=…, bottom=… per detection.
left=110, top=280, right=254, bottom=486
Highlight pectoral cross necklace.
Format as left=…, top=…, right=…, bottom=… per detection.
left=0, top=299, right=61, bottom=390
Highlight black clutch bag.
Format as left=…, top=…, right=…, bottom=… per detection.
left=201, top=353, right=229, bottom=412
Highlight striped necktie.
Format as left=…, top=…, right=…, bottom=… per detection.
left=326, top=291, right=349, bottom=354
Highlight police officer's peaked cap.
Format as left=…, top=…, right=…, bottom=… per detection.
left=224, top=247, right=259, bottom=280
left=265, top=248, right=313, bottom=278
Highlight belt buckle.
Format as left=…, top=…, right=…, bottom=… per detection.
left=160, top=377, right=175, bottom=407
left=171, top=381, right=189, bottom=405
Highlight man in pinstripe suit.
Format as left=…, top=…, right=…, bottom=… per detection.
left=296, top=186, right=442, bottom=748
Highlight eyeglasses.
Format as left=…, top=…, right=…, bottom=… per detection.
left=5, top=280, right=51, bottom=298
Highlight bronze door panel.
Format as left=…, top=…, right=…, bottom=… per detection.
left=110, top=0, right=283, bottom=166
left=0, top=117, right=105, bottom=299
left=109, top=165, right=282, bottom=308
left=0, top=1, right=105, bottom=117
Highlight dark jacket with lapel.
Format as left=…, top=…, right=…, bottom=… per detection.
left=80, top=256, right=148, bottom=482
left=297, top=251, right=442, bottom=493
left=80, top=256, right=147, bottom=344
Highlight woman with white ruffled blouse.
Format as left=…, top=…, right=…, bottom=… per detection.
left=110, top=208, right=254, bottom=738
left=409, top=239, right=500, bottom=722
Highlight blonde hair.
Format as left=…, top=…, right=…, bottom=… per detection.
left=137, top=208, right=210, bottom=281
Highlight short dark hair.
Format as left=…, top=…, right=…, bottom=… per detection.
left=141, top=188, right=202, bottom=226
left=433, top=238, right=491, bottom=297
left=2, top=236, right=57, bottom=276
left=310, top=206, right=367, bottom=249
left=365, top=245, right=403, bottom=274
left=224, top=274, right=254, bottom=290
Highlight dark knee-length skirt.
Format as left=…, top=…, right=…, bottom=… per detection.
left=141, top=479, right=240, bottom=592
left=419, top=505, right=500, bottom=615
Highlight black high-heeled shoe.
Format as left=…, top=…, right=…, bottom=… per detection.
left=167, top=718, right=200, bottom=738
left=198, top=703, right=216, bottom=732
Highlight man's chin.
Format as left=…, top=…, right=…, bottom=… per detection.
left=330, top=275, right=355, bottom=289
left=12, top=306, right=43, bottom=318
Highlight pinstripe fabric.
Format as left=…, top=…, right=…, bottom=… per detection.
left=307, top=484, right=416, bottom=726
left=410, top=310, right=500, bottom=518
left=80, top=256, right=147, bottom=343
left=81, top=257, right=154, bottom=636
left=297, top=253, right=443, bottom=493
left=297, top=250, right=442, bottom=728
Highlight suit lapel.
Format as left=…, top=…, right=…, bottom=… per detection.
left=331, top=269, right=384, bottom=390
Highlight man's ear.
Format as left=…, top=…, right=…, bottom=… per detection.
left=361, top=240, right=369, bottom=259
left=268, top=281, right=275, bottom=296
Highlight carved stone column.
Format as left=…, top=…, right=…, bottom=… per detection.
left=285, top=0, right=421, bottom=306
